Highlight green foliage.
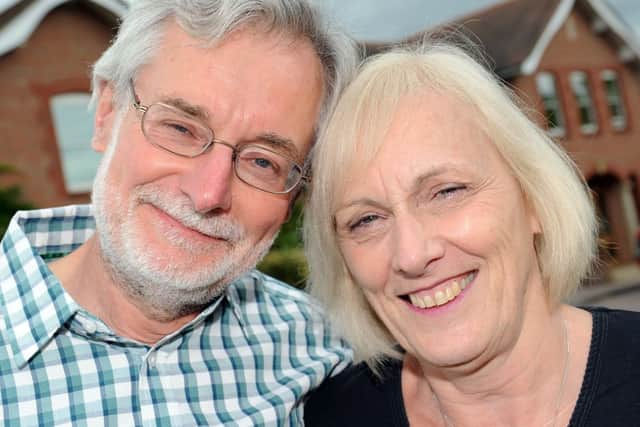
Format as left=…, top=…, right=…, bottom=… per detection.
left=258, top=199, right=309, bottom=287
left=0, top=164, right=35, bottom=236
left=258, top=247, right=308, bottom=288
left=270, top=200, right=304, bottom=250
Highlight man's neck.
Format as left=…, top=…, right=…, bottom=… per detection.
left=49, top=236, right=197, bottom=345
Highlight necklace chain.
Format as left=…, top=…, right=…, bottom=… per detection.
left=549, top=316, right=570, bottom=427
left=432, top=316, right=570, bottom=427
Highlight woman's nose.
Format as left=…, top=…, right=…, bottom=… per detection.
left=390, top=213, right=445, bottom=278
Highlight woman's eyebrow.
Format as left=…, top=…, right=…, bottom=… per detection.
left=335, top=197, right=386, bottom=212
left=412, top=164, right=465, bottom=191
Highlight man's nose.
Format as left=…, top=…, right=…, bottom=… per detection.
left=390, top=213, right=445, bottom=278
left=179, top=144, right=235, bottom=213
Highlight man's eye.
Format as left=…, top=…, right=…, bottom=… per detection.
left=253, top=158, right=275, bottom=169
left=239, top=146, right=289, bottom=176
left=166, top=122, right=193, bottom=136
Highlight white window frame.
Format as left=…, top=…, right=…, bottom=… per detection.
left=600, top=69, right=627, bottom=131
left=49, top=93, right=101, bottom=194
left=535, top=72, right=566, bottom=138
left=569, top=71, right=598, bottom=135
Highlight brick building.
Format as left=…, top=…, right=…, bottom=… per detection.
left=0, top=0, right=125, bottom=207
left=369, top=0, right=640, bottom=271
left=1, top=0, right=639, bottom=273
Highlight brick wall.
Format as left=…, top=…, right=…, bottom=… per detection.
left=514, top=9, right=640, bottom=264
left=517, top=10, right=640, bottom=178
left=0, top=3, right=115, bottom=208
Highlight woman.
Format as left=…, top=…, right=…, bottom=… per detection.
left=303, top=41, right=640, bottom=426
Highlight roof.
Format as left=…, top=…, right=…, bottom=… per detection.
left=454, top=0, right=568, bottom=78
left=366, top=0, right=640, bottom=79
left=0, top=0, right=128, bottom=57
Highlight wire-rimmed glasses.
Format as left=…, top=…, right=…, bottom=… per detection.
left=130, top=81, right=306, bottom=194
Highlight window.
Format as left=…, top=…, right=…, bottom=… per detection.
left=569, top=71, right=598, bottom=135
left=600, top=69, right=627, bottom=131
left=49, top=93, right=101, bottom=194
left=535, top=72, right=566, bottom=137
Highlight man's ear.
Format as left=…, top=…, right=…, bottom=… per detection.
left=91, top=82, right=117, bottom=153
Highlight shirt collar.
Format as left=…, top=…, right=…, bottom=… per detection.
left=0, top=206, right=91, bottom=368
left=0, top=205, right=251, bottom=365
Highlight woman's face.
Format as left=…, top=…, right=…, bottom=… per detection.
left=333, top=92, right=542, bottom=367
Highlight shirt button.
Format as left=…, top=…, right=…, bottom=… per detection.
left=147, top=353, right=156, bottom=368
left=83, top=320, right=97, bottom=334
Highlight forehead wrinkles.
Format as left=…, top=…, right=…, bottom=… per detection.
left=336, top=154, right=406, bottom=215
left=331, top=118, right=407, bottom=216
left=335, top=94, right=496, bottom=208
left=141, top=84, right=249, bottom=140
left=151, top=25, right=317, bottom=141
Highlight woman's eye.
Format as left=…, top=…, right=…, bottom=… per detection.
left=349, top=214, right=380, bottom=231
left=435, top=185, right=466, bottom=199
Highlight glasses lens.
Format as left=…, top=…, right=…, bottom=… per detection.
left=142, top=104, right=212, bottom=157
left=235, top=145, right=302, bottom=193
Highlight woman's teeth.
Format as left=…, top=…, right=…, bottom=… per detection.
left=408, top=271, right=476, bottom=308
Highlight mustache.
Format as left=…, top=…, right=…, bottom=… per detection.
left=135, top=186, right=245, bottom=242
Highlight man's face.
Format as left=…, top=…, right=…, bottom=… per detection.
left=91, top=22, right=324, bottom=319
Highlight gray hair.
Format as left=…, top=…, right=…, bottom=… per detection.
left=303, top=40, right=599, bottom=369
left=91, top=0, right=359, bottom=144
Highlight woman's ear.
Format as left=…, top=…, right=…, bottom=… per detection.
left=91, top=82, right=117, bottom=153
left=529, top=207, right=542, bottom=235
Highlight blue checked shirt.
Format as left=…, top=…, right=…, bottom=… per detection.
left=0, top=205, right=351, bottom=426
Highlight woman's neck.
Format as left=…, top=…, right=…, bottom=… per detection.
left=402, top=304, right=592, bottom=427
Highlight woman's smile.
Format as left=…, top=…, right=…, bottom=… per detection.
left=405, top=270, right=477, bottom=309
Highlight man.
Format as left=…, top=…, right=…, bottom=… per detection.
left=0, top=1, right=357, bottom=425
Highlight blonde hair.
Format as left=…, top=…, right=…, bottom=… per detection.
left=303, top=40, right=598, bottom=369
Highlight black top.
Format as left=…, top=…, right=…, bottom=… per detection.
left=304, top=307, right=640, bottom=426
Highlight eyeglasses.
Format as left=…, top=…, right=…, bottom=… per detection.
left=130, top=81, right=307, bottom=194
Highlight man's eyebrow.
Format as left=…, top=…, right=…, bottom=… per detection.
left=159, top=96, right=210, bottom=121
left=254, top=132, right=302, bottom=162
left=153, top=98, right=304, bottom=162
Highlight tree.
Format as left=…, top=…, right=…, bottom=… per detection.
left=0, top=164, right=35, bottom=235
left=258, top=199, right=308, bottom=287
